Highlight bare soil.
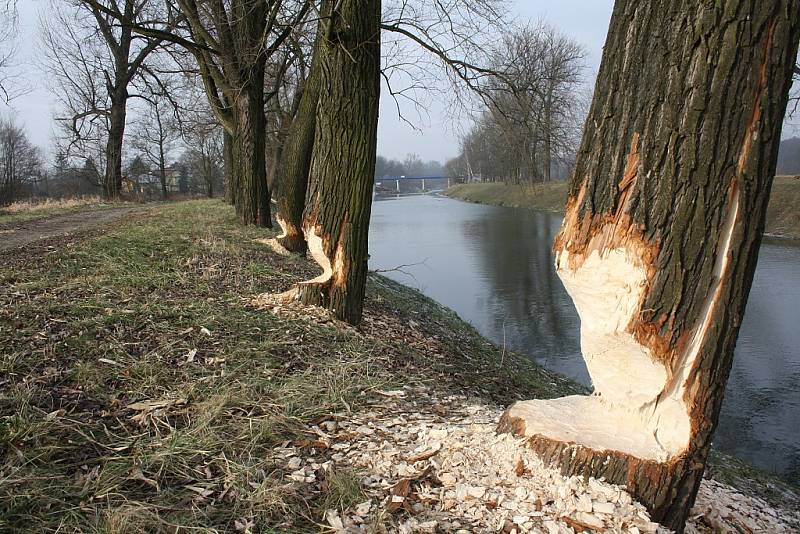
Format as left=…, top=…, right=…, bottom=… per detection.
left=0, top=206, right=145, bottom=252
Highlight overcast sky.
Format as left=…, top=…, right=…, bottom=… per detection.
left=2, top=0, right=618, bottom=163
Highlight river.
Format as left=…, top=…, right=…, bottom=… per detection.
left=368, top=194, right=800, bottom=482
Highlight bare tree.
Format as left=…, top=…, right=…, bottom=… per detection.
left=0, top=1, right=20, bottom=103
left=179, top=92, right=224, bottom=198
left=0, top=117, right=43, bottom=205
left=40, top=0, right=164, bottom=199
left=287, top=0, right=381, bottom=325
left=130, top=89, right=180, bottom=198
left=80, top=0, right=310, bottom=226
left=454, top=24, right=586, bottom=184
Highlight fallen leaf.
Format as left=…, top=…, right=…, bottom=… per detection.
left=405, top=442, right=442, bottom=463
left=515, top=458, right=526, bottom=477
left=186, top=485, right=214, bottom=499
left=128, top=398, right=187, bottom=412
left=386, top=479, right=412, bottom=513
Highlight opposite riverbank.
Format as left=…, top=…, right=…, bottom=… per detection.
left=445, top=176, right=800, bottom=240
left=1, top=200, right=797, bottom=532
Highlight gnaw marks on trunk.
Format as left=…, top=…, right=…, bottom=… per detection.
left=498, top=1, right=800, bottom=532
left=286, top=0, right=381, bottom=325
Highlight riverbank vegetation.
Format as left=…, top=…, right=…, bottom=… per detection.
left=0, top=200, right=578, bottom=531
left=2, top=200, right=798, bottom=532
left=446, top=177, right=800, bottom=240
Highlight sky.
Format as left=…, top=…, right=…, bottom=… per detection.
left=1, top=0, right=617, bottom=164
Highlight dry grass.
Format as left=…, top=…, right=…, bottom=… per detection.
left=766, top=175, right=800, bottom=239
left=0, top=196, right=125, bottom=226
left=0, top=200, right=580, bottom=533
left=1, top=199, right=790, bottom=532
left=1, top=196, right=103, bottom=214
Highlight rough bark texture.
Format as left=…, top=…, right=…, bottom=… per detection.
left=103, top=90, right=127, bottom=199
left=499, top=1, right=800, bottom=532
left=294, top=0, right=381, bottom=324
left=231, top=75, right=271, bottom=228
left=223, top=130, right=235, bottom=204
left=274, top=6, right=328, bottom=255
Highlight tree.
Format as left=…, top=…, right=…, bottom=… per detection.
left=453, top=24, right=586, bottom=185
left=273, top=7, right=326, bottom=254
left=0, top=1, right=20, bottom=102
left=82, top=0, right=310, bottom=226
left=180, top=102, right=224, bottom=199
left=130, top=90, right=180, bottom=198
left=0, top=117, right=43, bottom=205
left=289, top=0, right=381, bottom=325
left=498, top=2, right=800, bottom=531
left=41, top=0, right=163, bottom=199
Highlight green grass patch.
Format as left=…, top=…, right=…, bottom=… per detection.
left=446, top=177, right=800, bottom=239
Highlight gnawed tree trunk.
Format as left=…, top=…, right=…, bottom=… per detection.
left=274, top=7, right=327, bottom=255
left=498, top=1, right=800, bottom=532
left=291, top=0, right=381, bottom=324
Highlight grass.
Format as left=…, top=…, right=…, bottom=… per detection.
left=446, top=178, right=800, bottom=239
left=766, top=175, right=800, bottom=239
left=444, top=182, right=568, bottom=213
left=0, top=196, right=126, bottom=226
left=0, top=199, right=582, bottom=533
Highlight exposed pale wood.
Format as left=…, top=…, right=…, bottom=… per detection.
left=499, top=1, right=800, bottom=531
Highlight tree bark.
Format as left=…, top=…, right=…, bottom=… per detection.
left=230, top=71, right=271, bottom=228
left=103, top=87, right=127, bottom=199
left=292, top=0, right=381, bottom=325
left=223, top=130, right=235, bottom=204
left=498, top=2, right=800, bottom=532
left=274, top=6, right=328, bottom=255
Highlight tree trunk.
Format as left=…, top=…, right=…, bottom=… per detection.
left=498, top=2, right=800, bottom=532
left=223, top=130, right=235, bottom=204
left=274, top=8, right=327, bottom=255
left=542, top=100, right=552, bottom=183
left=159, top=146, right=168, bottom=199
left=292, top=0, right=381, bottom=325
left=104, top=91, right=127, bottom=199
left=230, top=72, right=271, bottom=228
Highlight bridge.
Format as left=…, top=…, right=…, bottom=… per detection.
left=374, top=176, right=455, bottom=196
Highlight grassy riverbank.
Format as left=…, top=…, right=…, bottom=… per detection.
left=445, top=176, right=800, bottom=239
left=1, top=200, right=796, bottom=532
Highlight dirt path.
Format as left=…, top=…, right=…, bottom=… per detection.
left=0, top=207, right=144, bottom=252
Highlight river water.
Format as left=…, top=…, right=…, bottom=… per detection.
left=368, top=194, right=800, bottom=482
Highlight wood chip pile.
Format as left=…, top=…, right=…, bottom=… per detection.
left=275, top=387, right=797, bottom=533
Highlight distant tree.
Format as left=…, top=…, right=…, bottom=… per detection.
left=456, top=23, right=586, bottom=184
left=0, top=117, right=43, bottom=205
left=41, top=0, right=164, bottom=199
left=0, top=1, right=20, bottom=102
left=403, top=153, right=425, bottom=176
left=776, top=137, right=800, bottom=175
left=178, top=92, right=224, bottom=199
left=130, top=90, right=180, bottom=199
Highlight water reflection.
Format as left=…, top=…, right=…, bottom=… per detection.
left=369, top=195, right=800, bottom=481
